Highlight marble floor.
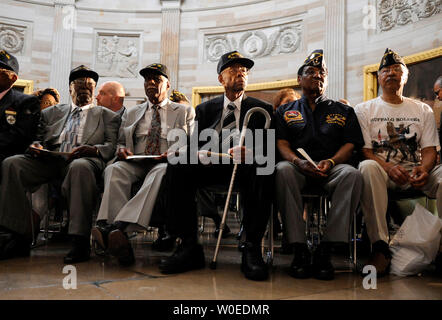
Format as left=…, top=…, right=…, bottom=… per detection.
left=0, top=225, right=441, bottom=301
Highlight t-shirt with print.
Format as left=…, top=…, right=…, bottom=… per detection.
left=354, top=96, right=439, bottom=171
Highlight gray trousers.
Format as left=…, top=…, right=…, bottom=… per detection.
left=96, top=160, right=167, bottom=229
left=275, top=161, right=363, bottom=243
left=0, top=154, right=103, bottom=237
left=359, top=160, right=442, bottom=244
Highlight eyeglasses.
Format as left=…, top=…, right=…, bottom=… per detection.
left=303, top=67, right=327, bottom=77
left=379, top=65, right=404, bottom=75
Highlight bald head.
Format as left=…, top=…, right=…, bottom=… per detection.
left=96, top=81, right=125, bottom=112
left=435, top=76, right=442, bottom=102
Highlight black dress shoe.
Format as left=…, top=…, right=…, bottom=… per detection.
left=434, top=252, right=442, bottom=276
left=63, top=236, right=90, bottom=264
left=241, top=242, right=269, bottom=281
left=213, top=224, right=231, bottom=238
left=117, top=242, right=135, bottom=267
left=312, top=242, right=334, bottom=281
left=159, top=242, right=205, bottom=274
left=289, top=243, right=312, bottom=279
left=152, top=235, right=176, bottom=252
left=0, top=232, right=31, bottom=260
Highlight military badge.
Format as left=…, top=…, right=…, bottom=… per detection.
left=5, top=110, right=17, bottom=125
left=325, top=113, right=346, bottom=127
left=284, top=110, right=304, bottom=124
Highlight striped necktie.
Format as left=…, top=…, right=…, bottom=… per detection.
left=145, top=104, right=161, bottom=155
left=60, top=107, right=82, bottom=153
left=220, top=102, right=239, bottom=151
left=221, top=102, right=236, bottom=130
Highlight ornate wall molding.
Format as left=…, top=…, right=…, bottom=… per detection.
left=377, top=0, right=441, bottom=32
left=0, top=17, right=33, bottom=56
left=94, top=32, right=142, bottom=78
left=204, top=22, right=302, bottom=62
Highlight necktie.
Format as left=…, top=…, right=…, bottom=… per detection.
left=145, top=104, right=161, bottom=155
left=220, top=102, right=239, bottom=151
left=60, top=107, right=82, bottom=153
left=221, top=103, right=236, bottom=131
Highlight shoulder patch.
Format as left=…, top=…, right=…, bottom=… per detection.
left=284, top=110, right=304, bottom=124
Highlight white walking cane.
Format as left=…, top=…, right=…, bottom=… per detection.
left=210, top=107, right=272, bottom=269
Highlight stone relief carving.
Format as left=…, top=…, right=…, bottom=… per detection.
left=0, top=24, right=25, bottom=54
left=205, top=23, right=302, bottom=62
left=95, top=34, right=140, bottom=78
left=378, top=0, right=441, bottom=31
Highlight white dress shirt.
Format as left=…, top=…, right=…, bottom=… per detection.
left=58, top=103, right=94, bottom=145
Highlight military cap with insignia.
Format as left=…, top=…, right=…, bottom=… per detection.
left=297, top=49, right=327, bottom=76
left=139, top=63, right=169, bottom=79
left=378, top=48, right=406, bottom=71
left=69, top=65, right=99, bottom=83
left=217, top=50, right=254, bottom=74
left=0, top=49, right=19, bottom=74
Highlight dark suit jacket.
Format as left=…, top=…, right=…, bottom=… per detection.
left=0, top=88, right=40, bottom=161
left=195, top=94, right=273, bottom=145
left=36, top=103, right=120, bottom=162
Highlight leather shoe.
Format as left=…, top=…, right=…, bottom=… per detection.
left=241, top=242, right=268, bottom=281
left=289, top=243, right=312, bottom=279
left=152, top=235, right=176, bottom=252
left=0, top=232, right=31, bottom=260
left=108, top=229, right=133, bottom=261
left=434, top=252, right=442, bottom=276
left=214, top=224, right=231, bottom=238
left=63, top=236, right=90, bottom=264
left=312, top=242, right=334, bottom=280
left=365, top=240, right=391, bottom=277
left=91, top=223, right=115, bottom=252
left=117, top=242, right=135, bottom=266
left=159, top=242, right=205, bottom=274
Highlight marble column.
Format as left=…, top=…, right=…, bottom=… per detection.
left=324, top=0, right=346, bottom=101
left=49, top=0, right=75, bottom=104
left=160, top=0, right=182, bottom=90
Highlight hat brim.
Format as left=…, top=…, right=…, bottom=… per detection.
left=139, top=68, right=169, bottom=79
left=0, top=61, right=15, bottom=73
left=69, top=70, right=99, bottom=83
left=219, top=57, right=254, bottom=74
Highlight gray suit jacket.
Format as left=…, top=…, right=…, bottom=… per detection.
left=36, top=103, right=120, bottom=162
left=117, top=100, right=195, bottom=153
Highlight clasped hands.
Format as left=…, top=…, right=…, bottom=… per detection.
left=387, top=164, right=428, bottom=189
left=294, top=158, right=333, bottom=179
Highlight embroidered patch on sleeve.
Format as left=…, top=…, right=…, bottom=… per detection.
left=284, top=110, right=304, bottom=124
left=325, top=113, right=346, bottom=127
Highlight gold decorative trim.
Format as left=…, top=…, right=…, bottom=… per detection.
left=13, top=79, right=34, bottom=94
left=363, top=47, right=442, bottom=101
left=192, top=78, right=299, bottom=108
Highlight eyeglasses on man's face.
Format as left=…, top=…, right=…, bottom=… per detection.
left=226, top=64, right=250, bottom=75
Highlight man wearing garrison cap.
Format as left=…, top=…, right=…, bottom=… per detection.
left=275, top=49, right=364, bottom=280
left=0, top=65, right=120, bottom=263
left=159, top=51, right=274, bottom=281
left=91, top=63, right=195, bottom=266
left=0, top=49, right=40, bottom=164
left=355, top=48, right=442, bottom=276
